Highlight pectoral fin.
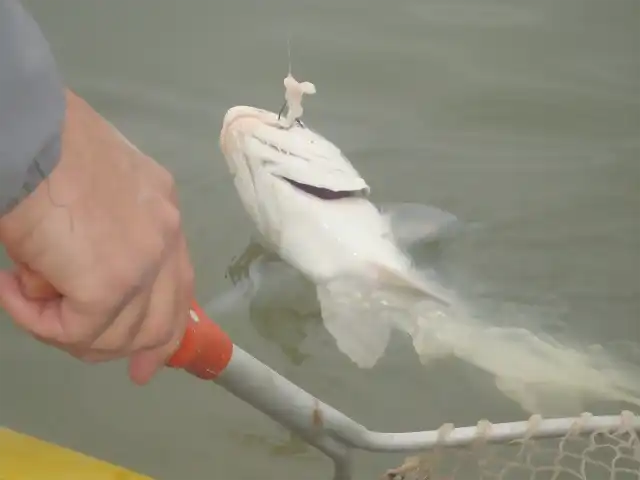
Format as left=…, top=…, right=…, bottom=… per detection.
left=380, top=203, right=462, bottom=248
left=316, top=279, right=392, bottom=369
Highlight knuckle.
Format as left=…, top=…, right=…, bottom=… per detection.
left=133, top=305, right=177, bottom=352
left=182, top=261, right=195, bottom=292
left=72, top=275, right=108, bottom=307
left=155, top=166, right=177, bottom=198
left=72, top=275, right=141, bottom=340
left=145, top=316, right=176, bottom=351
left=110, top=264, right=140, bottom=293
left=158, top=320, right=177, bottom=347
left=162, top=204, right=182, bottom=235
left=75, top=266, right=134, bottom=308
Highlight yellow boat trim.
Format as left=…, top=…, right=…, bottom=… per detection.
left=0, top=427, right=154, bottom=480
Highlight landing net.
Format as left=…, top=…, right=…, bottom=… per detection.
left=382, top=411, right=639, bottom=480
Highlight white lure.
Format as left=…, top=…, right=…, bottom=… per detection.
left=218, top=73, right=640, bottom=414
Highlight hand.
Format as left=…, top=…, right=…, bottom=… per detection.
left=0, top=90, right=194, bottom=385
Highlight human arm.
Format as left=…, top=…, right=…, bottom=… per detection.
left=0, top=0, right=64, bottom=216
left=0, top=0, right=194, bottom=385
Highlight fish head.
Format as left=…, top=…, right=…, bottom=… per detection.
left=218, top=105, right=371, bottom=243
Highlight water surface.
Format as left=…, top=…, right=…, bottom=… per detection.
left=1, top=1, right=638, bottom=478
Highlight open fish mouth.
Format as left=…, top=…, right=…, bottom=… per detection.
left=244, top=129, right=369, bottom=200
left=278, top=176, right=368, bottom=200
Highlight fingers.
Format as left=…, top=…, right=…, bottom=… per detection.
left=15, top=264, right=60, bottom=300
left=0, top=270, right=65, bottom=340
left=58, top=232, right=193, bottom=383
left=126, top=302, right=189, bottom=386
left=127, top=234, right=193, bottom=384
left=50, top=201, right=180, bottom=353
left=1, top=230, right=193, bottom=385
left=59, top=287, right=152, bottom=363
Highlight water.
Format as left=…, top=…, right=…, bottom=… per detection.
left=1, top=0, right=638, bottom=478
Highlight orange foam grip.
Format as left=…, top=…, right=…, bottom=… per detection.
left=166, top=301, right=234, bottom=379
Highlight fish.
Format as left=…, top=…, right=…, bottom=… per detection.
left=218, top=75, right=459, bottom=368
left=215, top=73, right=640, bottom=415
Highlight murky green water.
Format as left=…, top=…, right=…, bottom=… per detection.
left=1, top=0, right=639, bottom=478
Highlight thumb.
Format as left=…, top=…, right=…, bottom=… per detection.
left=15, top=264, right=60, bottom=300
left=0, top=270, right=64, bottom=340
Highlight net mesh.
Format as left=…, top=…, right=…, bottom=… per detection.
left=381, top=412, right=639, bottom=480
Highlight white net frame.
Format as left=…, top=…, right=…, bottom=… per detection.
left=213, top=344, right=640, bottom=480
left=381, top=411, right=639, bottom=480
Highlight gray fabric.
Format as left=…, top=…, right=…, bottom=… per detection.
left=0, top=0, right=65, bottom=216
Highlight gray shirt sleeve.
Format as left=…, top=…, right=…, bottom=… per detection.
left=0, top=0, right=65, bottom=216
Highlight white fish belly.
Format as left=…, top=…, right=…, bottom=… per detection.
left=248, top=171, right=411, bottom=284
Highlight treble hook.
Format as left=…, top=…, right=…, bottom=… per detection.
left=277, top=100, right=304, bottom=127
left=278, top=100, right=287, bottom=121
